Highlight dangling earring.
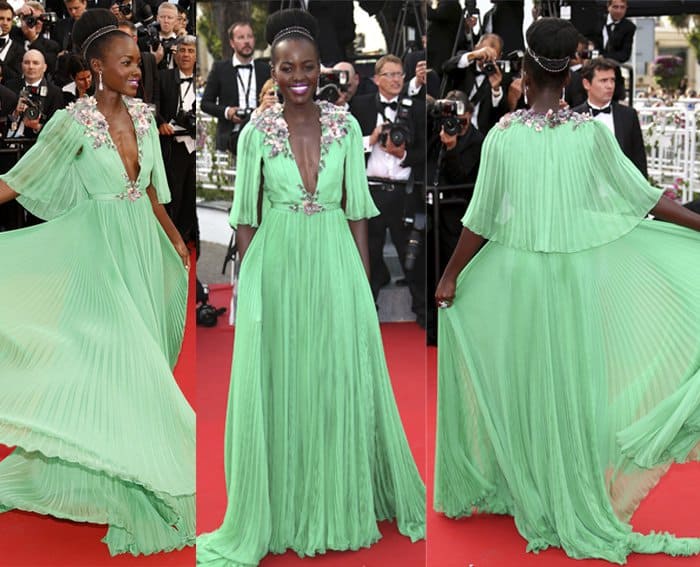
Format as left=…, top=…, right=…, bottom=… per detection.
left=524, top=86, right=529, bottom=106
left=98, top=71, right=103, bottom=91
left=562, top=87, right=566, bottom=101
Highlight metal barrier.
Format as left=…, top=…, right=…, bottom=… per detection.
left=196, top=113, right=235, bottom=192
left=634, top=99, right=700, bottom=203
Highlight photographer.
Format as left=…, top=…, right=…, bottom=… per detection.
left=155, top=2, right=178, bottom=70
left=157, top=35, right=196, bottom=246
left=109, top=0, right=155, bottom=26
left=565, top=34, right=593, bottom=109
left=201, top=20, right=270, bottom=152
left=61, top=54, right=91, bottom=105
left=15, top=2, right=61, bottom=78
left=330, top=61, right=359, bottom=109
left=442, top=33, right=510, bottom=134
left=54, top=0, right=87, bottom=52
left=349, top=54, right=426, bottom=324
left=6, top=49, right=63, bottom=139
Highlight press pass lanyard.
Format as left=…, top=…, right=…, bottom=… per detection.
left=235, top=66, right=253, bottom=111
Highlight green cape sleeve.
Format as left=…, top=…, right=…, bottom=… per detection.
left=462, top=118, right=662, bottom=252
left=3, top=110, right=86, bottom=220
left=229, top=122, right=263, bottom=229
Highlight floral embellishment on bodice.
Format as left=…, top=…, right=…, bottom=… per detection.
left=66, top=96, right=152, bottom=149
left=288, top=184, right=324, bottom=215
left=66, top=96, right=151, bottom=202
left=497, top=108, right=593, bottom=131
left=251, top=100, right=350, bottom=170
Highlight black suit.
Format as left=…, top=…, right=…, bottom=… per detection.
left=350, top=93, right=426, bottom=321
left=573, top=100, right=647, bottom=178
left=442, top=54, right=510, bottom=134
left=594, top=17, right=635, bottom=64
left=157, top=68, right=196, bottom=244
left=427, top=0, right=462, bottom=77
left=565, top=67, right=587, bottom=109
left=0, top=38, right=26, bottom=84
left=201, top=58, right=270, bottom=152
left=52, top=17, right=75, bottom=52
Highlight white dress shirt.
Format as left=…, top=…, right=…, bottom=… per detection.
left=588, top=100, right=615, bottom=134
left=174, top=71, right=195, bottom=153
left=457, top=53, right=503, bottom=128
left=365, top=95, right=411, bottom=181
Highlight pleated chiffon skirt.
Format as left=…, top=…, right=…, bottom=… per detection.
left=435, top=219, right=700, bottom=564
left=197, top=207, right=425, bottom=566
left=0, top=197, right=195, bottom=555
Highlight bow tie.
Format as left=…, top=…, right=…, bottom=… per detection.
left=180, top=76, right=193, bottom=83
left=589, top=104, right=611, bottom=116
left=235, top=64, right=252, bottom=70
left=381, top=100, right=398, bottom=111
left=24, top=85, right=40, bottom=94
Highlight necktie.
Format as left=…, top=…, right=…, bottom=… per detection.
left=381, top=101, right=398, bottom=111
left=590, top=104, right=611, bottom=116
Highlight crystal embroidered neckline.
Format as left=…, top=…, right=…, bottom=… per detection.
left=251, top=101, right=350, bottom=213
left=497, top=108, right=593, bottom=131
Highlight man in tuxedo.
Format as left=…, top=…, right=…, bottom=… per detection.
left=573, top=58, right=647, bottom=177
left=595, top=0, right=635, bottom=64
left=0, top=2, right=26, bottom=85
left=54, top=0, right=88, bottom=52
left=157, top=35, right=196, bottom=246
left=441, top=33, right=509, bottom=135
left=6, top=49, right=63, bottom=139
left=349, top=54, right=426, bottom=324
left=331, top=61, right=359, bottom=109
left=201, top=21, right=270, bottom=152
left=15, top=2, right=61, bottom=78
left=156, top=2, right=179, bottom=70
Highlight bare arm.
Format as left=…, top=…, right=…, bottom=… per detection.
left=435, top=227, right=486, bottom=306
left=235, top=225, right=257, bottom=261
left=0, top=180, right=18, bottom=205
left=651, top=195, right=700, bottom=231
left=146, top=185, right=190, bottom=270
left=348, top=219, right=370, bottom=279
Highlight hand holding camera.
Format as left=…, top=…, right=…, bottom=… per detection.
left=382, top=134, right=406, bottom=159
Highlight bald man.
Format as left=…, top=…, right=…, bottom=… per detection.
left=6, top=49, right=64, bottom=138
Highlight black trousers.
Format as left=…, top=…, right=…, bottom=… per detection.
left=161, top=137, right=197, bottom=244
left=368, top=186, right=426, bottom=324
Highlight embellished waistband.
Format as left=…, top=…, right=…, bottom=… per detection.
left=270, top=202, right=341, bottom=215
left=89, top=191, right=144, bottom=202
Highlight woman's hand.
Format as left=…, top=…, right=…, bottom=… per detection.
left=173, top=237, right=191, bottom=270
left=435, top=275, right=456, bottom=309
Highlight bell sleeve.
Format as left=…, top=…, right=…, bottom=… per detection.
left=147, top=113, right=172, bottom=204
left=2, top=109, right=87, bottom=221
left=229, top=122, right=264, bottom=229
left=343, top=114, right=379, bottom=221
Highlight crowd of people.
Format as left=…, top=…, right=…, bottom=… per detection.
left=0, top=0, right=196, bottom=251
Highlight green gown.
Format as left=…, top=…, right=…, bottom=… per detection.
left=435, top=109, right=700, bottom=564
left=197, top=101, right=425, bottom=566
left=0, top=97, right=195, bottom=555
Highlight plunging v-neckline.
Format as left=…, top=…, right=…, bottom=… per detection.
left=283, top=107, right=322, bottom=197
left=96, top=102, right=141, bottom=184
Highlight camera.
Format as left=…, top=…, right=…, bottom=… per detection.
left=196, top=283, right=227, bottom=327
left=136, top=22, right=161, bottom=52
left=22, top=12, right=57, bottom=29
left=482, top=50, right=524, bottom=77
left=379, top=97, right=413, bottom=147
left=235, top=107, right=253, bottom=124
left=18, top=87, right=43, bottom=121
left=316, top=70, right=349, bottom=104
left=431, top=99, right=465, bottom=136
left=578, top=49, right=599, bottom=60
left=403, top=211, right=426, bottom=272
left=174, top=103, right=195, bottom=137
left=228, top=108, right=254, bottom=154
left=112, top=0, right=132, bottom=17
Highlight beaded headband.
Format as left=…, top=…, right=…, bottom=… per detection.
left=81, top=25, right=119, bottom=58
left=526, top=47, right=570, bottom=73
left=271, top=26, right=315, bottom=46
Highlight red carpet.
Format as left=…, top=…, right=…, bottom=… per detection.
left=197, top=284, right=427, bottom=566
left=0, top=250, right=197, bottom=567
left=426, top=346, right=700, bottom=567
